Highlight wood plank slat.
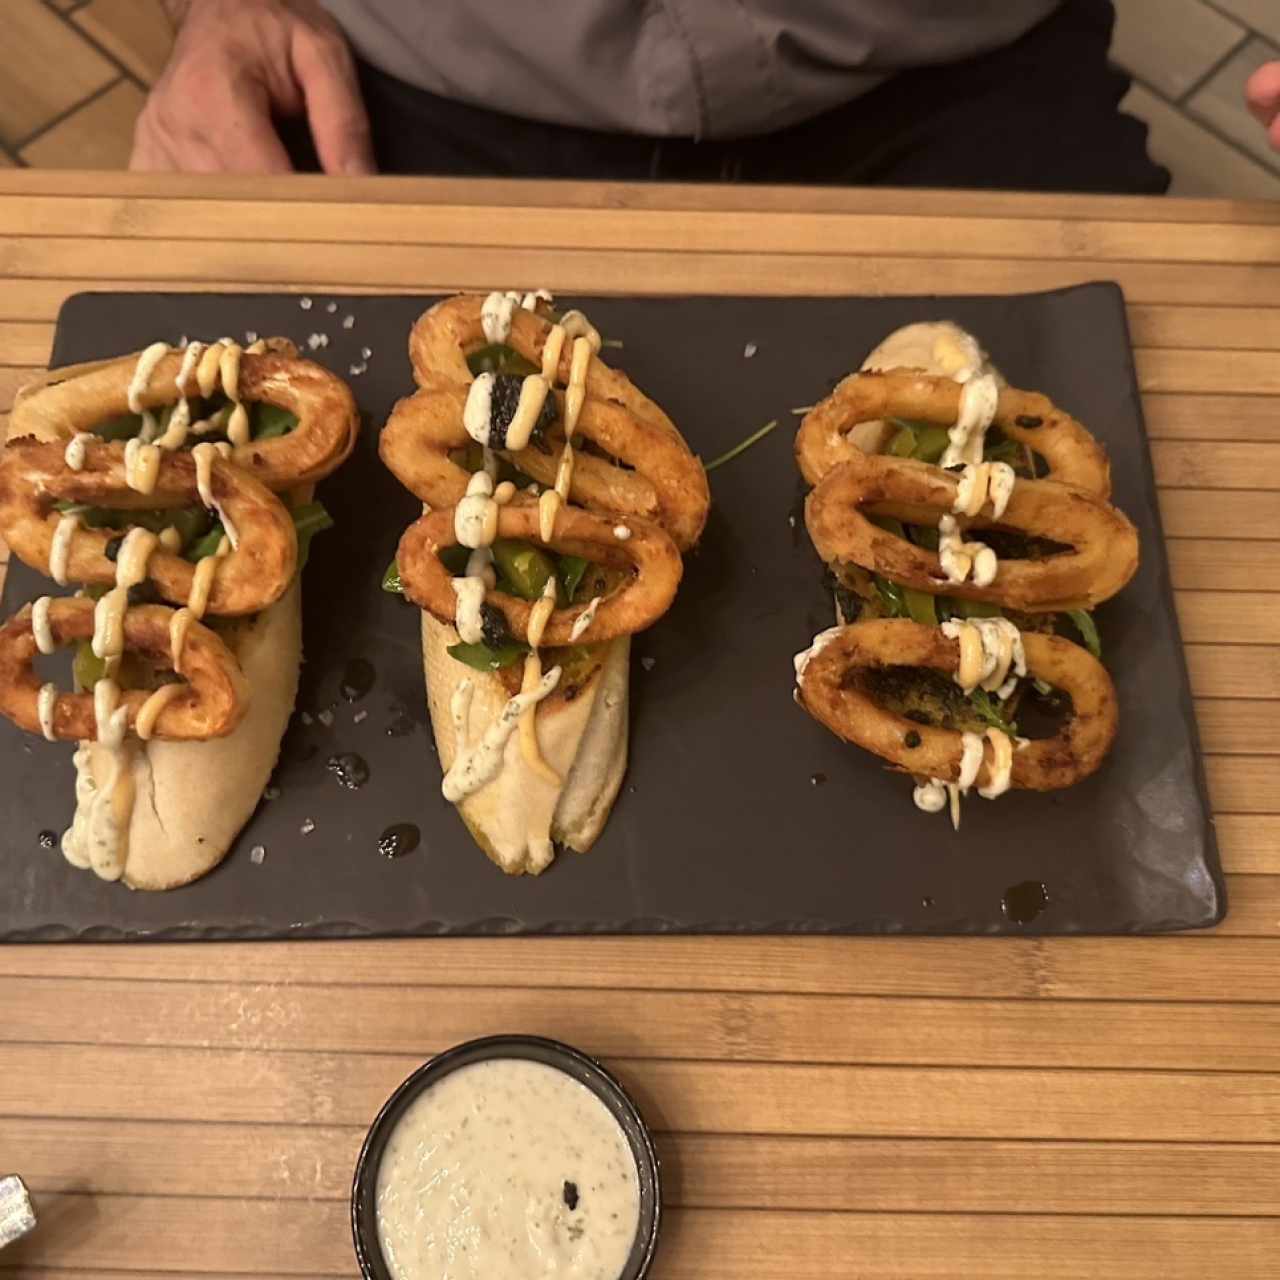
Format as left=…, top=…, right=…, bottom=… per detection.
left=5, top=1044, right=1280, bottom=1142
left=3, top=933, right=1280, bottom=1000
left=8, top=1117, right=1279, bottom=1216
left=5, top=237, right=1280, bottom=307
left=8, top=976, right=1280, bottom=1071
left=0, top=198, right=1278, bottom=269
left=1168, top=541, right=1280, bottom=592
left=3, top=169, right=1280, bottom=225
left=1142, top=393, right=1280, bottom=443
left=1177, top=594, right=1280, bottom=645
left=5, top=1196, right=1278, bottom=1278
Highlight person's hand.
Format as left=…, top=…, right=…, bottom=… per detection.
left=131, top=0, right=375, bottom=174
left=1245, top=62, right=1280, bottom=153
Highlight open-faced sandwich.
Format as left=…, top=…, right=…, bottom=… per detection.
left=380, top=291, right=708, bottom=875
left=792, top=321, right=1139, bottom=826
left=0, top=337, right=358, bottom=888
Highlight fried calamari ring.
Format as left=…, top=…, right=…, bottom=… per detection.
left=805, top=451, right=1138, bottom=612
left=381, top=294, right=709, bottom=550
left=9, top=341, right=358, bottom=490
left=0, top=599, right=247, bottom=741
left=0, top=439, right=296, bottom=615
left=796, top=369, right=1111, bottom=497
left=795, top=620, right=1117, bottom=792
left=397, top=503, right=682, bottom=646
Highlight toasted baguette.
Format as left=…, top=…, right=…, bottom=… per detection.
left=16, top=371, right=302, bottom=891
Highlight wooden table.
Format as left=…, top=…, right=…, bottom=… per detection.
left=1, top=172, right=1278, bottom=1277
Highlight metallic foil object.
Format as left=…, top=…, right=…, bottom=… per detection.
left=0, top=1175, right=36, bottom=1248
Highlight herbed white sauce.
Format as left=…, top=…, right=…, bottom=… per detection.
left=375, top=1058, right=640, bottom=1280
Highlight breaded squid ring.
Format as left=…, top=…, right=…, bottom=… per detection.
left=0, top=438, right=296, bottom=615
left=9, top=342, right=358, bottom=490
left=397, top=503, right=683, bottom=646
left=796, top=369, right=1111, bottom=497
left=805, top=451, right=1138, bottom=612
left=795, top=620, right=1118, bottom=792
left=382, top=294, right=709, bottom=550
left=0, top=598, right=248, bottom=741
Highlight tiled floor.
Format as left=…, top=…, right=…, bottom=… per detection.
left=2, top=0, right=1279, bottom=197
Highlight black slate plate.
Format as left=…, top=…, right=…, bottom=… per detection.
left=0, top=285, right=1223, bottom=939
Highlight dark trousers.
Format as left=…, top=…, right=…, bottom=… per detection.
left=288, top=0, right=1168, bottom=195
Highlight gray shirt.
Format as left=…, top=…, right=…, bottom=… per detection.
left=321, top=1, right=1061, bottom=140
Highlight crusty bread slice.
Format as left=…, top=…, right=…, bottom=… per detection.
left=15, top=377, right=302, bottom=891
left=73, top=580, right=301, bottom=891
left=422, top=614, right=629, bottom=876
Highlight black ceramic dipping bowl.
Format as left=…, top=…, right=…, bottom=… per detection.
left=351, top=1035, right=662, bottom=1279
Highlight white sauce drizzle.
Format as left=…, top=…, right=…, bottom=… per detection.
left=450, top=575, right=487, bottom=644
left=127, top=341, right=170, bottom=441
left=31, top=596, right=55, bottom=655
left=569, top=595, right=602, bottom=643
left=978, top=727, right=1015, bottom=800
left=49, top=513, right=80, bottom=586
left=169, top=607, right=194, bottom=674
left=940, top=618, right=1026, bottom=697
left=92, top=527, right=158, bottom=663
left=480, top=290, right=521, bottom=344
left=793, top=626, right=845, bottom=683
left=462, top=372, right=495, bottom=446
left=953, top=460, right=1016, bottom=520
left=37, top=682, right=59, bottom=741
left=63, top=432, right=93, bottom=472
left=453, top=470, right=498, bottom=549
left=912, top=779, right=947, bottom=813
left=187, top=536, right=229, bottom=620
left=62, top=678, right=134, bottom=881
left=940, top=372, right=999, bottom=469
left=135, top=683, right=183, bottom=741
left=442, top=666, right=561, bottom=802
left=937, top=514, right=998, bottom=589
left=123, top=435, right=162, bottom=496
left=191, top=441, right=238, bottom=550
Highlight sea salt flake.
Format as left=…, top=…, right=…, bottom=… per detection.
left=342, top=314, right=355, bottom=330
left=299, top=297, right=313, bottom=310
left=353, top=709, right=368, bottom=724
left=325, top=301, right=338, bottom=314
left=300, top=818, right=316, bottom=836
left=743, top=342, right=758, bottom=358
left=360, top=346, right=372, bottom=359
left=317, top=708, right=335, bottom=727
left=641, top=656, right=656, bottom=671
left=249, top=845, right=266, bottom=865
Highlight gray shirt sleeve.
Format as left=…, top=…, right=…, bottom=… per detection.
left=321, top=0, right=1062, bottom=139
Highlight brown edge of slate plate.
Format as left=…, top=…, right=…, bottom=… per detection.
left=0, top=286, right=1223, bottom=940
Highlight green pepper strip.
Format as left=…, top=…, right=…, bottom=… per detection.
left=1066, top=608, right=1102, bottom=659
left=446, top=641, right=529, bottom=672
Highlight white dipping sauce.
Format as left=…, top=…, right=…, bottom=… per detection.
left=375, top=1058, right=641, bottom=1280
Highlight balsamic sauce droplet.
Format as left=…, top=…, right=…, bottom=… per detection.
left=340, top=658, right=376, bottom=703
left=37, top=830, right=57, bottom=850
left=1002, top=880, right=1050, bottom=925
left=921, top=896, right=935, bottom=909
left=563, top=1181, right=580, bottom=1211
left=378, top=823, right=420, bottom=859
left=326, top=752, right=370, bottom=790
left=385, top=710, right=415, bottom=738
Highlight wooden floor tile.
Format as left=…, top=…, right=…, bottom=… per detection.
left=1212, top=0, right=1280, bottom=47
left=0, top=0, right=116, bottom=147
left=1187, top=36, right=1280, bottom=172
left=19, top=79, right=144, bottom=169
left=1111, top=0, right=1246, bottom=99
left=1122, top=84, right=1280, bottom=197
left=73, top=0, right=173, bottom=85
